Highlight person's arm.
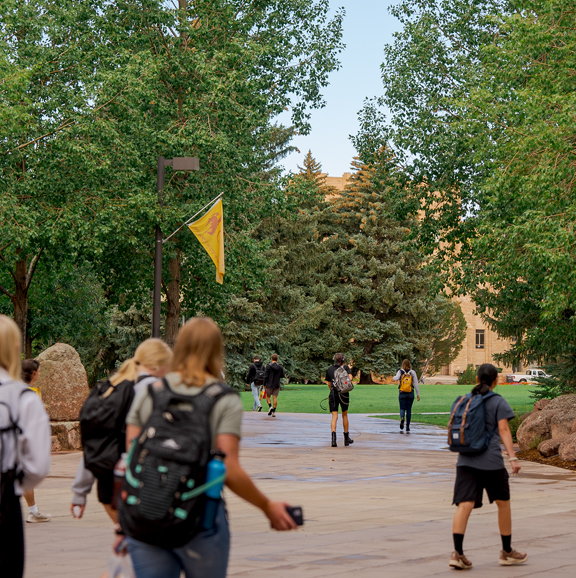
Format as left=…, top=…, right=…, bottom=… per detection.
left=413, top=371, right=420, bottom=400
left=392, top=370, right=402, bottom=382
left=216, top=433, right=296, bottom=531
left=18, top=393, right=51, bottom=493
left=126, top=424, right=142, bottom=449
left=70, top=455, right=95, bottom=517
left=498, top=418, right=521, bottom=474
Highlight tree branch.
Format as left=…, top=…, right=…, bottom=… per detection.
left=26, top=249, right=44, bottom=290
left=0, top=283, right=14, bottom=300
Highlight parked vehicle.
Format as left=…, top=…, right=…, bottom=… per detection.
left=508, top=369, right=550, bottom=383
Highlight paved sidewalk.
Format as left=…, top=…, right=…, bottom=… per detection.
left=24, top=413, right=576, bottom=577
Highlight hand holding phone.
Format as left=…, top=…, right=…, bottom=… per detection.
left=285, top=506, right=304, bottom=526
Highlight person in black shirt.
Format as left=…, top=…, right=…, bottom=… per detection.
left=325, top=353, right=354, bottom=447
left=264, top=354, right=285, bottom=417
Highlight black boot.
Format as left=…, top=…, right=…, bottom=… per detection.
left=344, top=432, right=354, bottom=446
left=331, top=432, right=337, bottom=447
left=406, top=423, right=411, bottom=433
left=400, top=418, right=404, bottom=431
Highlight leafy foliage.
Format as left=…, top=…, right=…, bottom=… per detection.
left=457, top=364, right=477, bottom=386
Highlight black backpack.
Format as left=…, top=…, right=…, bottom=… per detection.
left=118, top=379, right=237, bottom=548
left=254, top=365, right=266, bottom=385
left=79, top=376, right=147, bottom=475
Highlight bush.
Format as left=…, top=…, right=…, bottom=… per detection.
left=457, top=364, right=476, bottom=385
left=508, top=414, right=522, bottom=443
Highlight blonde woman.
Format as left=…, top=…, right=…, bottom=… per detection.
left=123, top=317, right=297, bottom=578
left=72, top=338, right=172, bottom=522
left=0, top=316, right=51, bottom=578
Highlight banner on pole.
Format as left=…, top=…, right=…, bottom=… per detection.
left=188, top=199, right=225, bottom=284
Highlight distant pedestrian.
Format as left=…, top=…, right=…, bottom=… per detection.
left=449, top=363, right=527, bottom=569
left=246, top=355, right=265, bottom=412
left=325, top=353, right=354, bottom=447
left=0, top=316, right=51, bottom=578
left=264, top=354, right=285, bottom=417
left=73, top=338, right=172, bottom=523
left=20, top=359, right=52, bottom=523
left=393, top=359, right=420, bottom=433
left=121, top=317, right=297, bottom=578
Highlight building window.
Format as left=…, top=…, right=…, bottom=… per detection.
left=476, top=330, right=485, bottom=349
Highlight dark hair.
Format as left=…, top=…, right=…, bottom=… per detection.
left=253, top=355, right=260, bottom=361
left=472, top=363, right=498, bottom=395
left=271, top=353, right=278, bottom=362
left=333, top=353, right=345, bottom=365
left=21, top=359, right=40, bottom=384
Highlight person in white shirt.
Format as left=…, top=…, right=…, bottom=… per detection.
left=0, top=315, right=51, bottom=578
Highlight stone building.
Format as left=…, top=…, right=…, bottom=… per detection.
left=323, top=172, right=519, bottom=379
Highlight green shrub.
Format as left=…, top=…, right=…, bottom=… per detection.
left=457, top=364, right=476, bottom=385
left=508, top=414, right=522, bottom=443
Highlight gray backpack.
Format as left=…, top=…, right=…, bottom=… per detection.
left=333, top=366, right=354, bottom=393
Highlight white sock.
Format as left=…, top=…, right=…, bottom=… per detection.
left=29, top=505, right=38, bottom=515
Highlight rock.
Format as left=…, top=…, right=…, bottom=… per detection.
left=538, top=438, right=564, bottom=458
left=51, top=421, right=82, bottom=450
left=559, top=433, right=576, bottom=462
left=533, top=399, right=551, bottom=412
left=520, top=412, right=532, bottom=423
left=51, top=436, right=62, bottom=452
left=551, top=410, right=576, bottom=439
left=516, top=410, right=554, bottom=450
left=36, top=343, right=89, bottom=421
left=546, top=394, right=576, bottom=412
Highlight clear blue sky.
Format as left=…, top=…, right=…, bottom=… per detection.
left=281, top=1, right=402, bottom=177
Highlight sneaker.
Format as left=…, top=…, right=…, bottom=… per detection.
left=268, top=407, right=273, bottom=416
left=257, top=406, right=262, bottom=412
left=406, top=424, right=411, bottom=433
left=26, top=511, right=52, bottom=523
left=400, top=419, right=404, bottom=431
left=271, top=408, right=276, bottom=417
left=449, top=551, right=472, bottom=569
left=499, top=549, right=528, bottom=566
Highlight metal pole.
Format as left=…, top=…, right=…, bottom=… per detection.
left=152, top=156, right=165, bottom=338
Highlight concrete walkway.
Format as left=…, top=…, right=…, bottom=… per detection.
left=24, top=413, right=576, bottom=577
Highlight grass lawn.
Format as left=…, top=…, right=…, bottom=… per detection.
left=240, top=383, right=535, bottom=428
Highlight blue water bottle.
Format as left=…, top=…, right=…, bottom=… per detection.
left=201, top=451, right=227, bottom=530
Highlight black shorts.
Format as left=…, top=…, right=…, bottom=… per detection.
left=329, top=390, right=349, bottom=413
left=94, top=470, right=114, bottom=505
left=453, top=466, right=510, bottom=509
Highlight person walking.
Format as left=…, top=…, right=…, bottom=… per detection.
left=0, top=316, right=51, bottom=578
left=264, top=354, right=285, bottom=417
left=122, top=317, right=297, bottom=578
left=393, top=359, right=420, bottom=433
left=449, top=363, right=527, bottom=569
left=20, top=359, right=52, bottom=523
left=246, top=355, right=265, bottom=412
left=72, top=338, right=172, bottom=523
left=325, top=353, right=354, bottom=447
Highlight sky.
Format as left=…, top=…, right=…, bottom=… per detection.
left=280, top=0, right=402, bottom=177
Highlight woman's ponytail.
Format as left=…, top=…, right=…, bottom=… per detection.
left=471, top=363, right=498, bottom=395
left=109, top=338, right=172, bottom=386
left=110, top=358, right=140, bottom=386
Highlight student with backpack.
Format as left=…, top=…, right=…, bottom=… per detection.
left=393, top=359, right=420, bottom=433
left=448, top=363, right=527, bottom=569
left=246, top=355, right=265, bottom=412
left=20, top=359, right=52, bottom=523
left=120, top=317, right=297, bottom=578
left=0, top=316, right=51, bottom=578
left=264, top=353, right=285, bottom=416
left=73, top=338, right=172, bottom=523
left=325, top=353, right=354, bottom=447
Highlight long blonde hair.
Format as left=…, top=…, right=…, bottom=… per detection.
left=171, top=317, right=224, bottom=386
left=110, top=338, right=173, bottom=386
left=0, top=315, right=22, bottom=380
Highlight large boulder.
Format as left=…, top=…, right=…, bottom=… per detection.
left=550, top=409, right=576, bottom=439
left=538, top=438, right=564, bottom=458
left=546, top=394, right=576, bottom=412
left=559, top=433, right=576, bottom=462
left=533, top=399, right=551, bottom=412
left=516, top=410, right=554, bottom=450
left=36, top=343, right=89, bottom=421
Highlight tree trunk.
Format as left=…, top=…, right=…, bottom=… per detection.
left=13, top=257, right=29, bottom=354
left=25, top=333, right=33, bottom=359
left=359, top=370, right=374, bottom=384
left=164, top=250, right=182, bottom=348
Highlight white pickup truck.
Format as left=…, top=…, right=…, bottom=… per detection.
left=509, top=369, right=550, bottom=383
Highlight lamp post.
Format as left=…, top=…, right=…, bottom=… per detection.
left=152, top=156, right=199, bottom=338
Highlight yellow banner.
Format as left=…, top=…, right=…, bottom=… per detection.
left=188, top=199, right=225, bottom=284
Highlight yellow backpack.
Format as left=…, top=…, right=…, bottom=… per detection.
left=399, top=370, right=413, bottom=393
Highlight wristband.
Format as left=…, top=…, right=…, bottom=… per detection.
left=509, top=457, right=519, bottom=462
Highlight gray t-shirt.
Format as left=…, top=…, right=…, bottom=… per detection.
left=457, top=394, right=515, bottom=470
left=126, top=372, right=243, bottom=450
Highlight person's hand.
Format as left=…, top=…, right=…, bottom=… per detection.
left=112, top=534, right=128, bottom=556
left=511, top=459, right=521, bottom=475
left=71, top=503, right=85, bottom=518
left=417, top=395, right=421, bottom=402
left=263, top=500, right=298, bottom=531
